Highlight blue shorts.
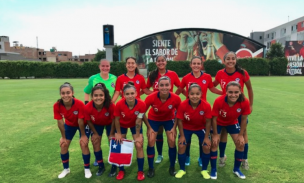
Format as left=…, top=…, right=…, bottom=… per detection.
left=119, top=126, right=143, bottom=135
left=238, top=115, right=249, bottom=125
left=92, top=124, right=112, bottom=137
left=64, top=123, right=91, bottom=141
left=149, top=119, right=174, bottom=132
left=183, top=129, right=206, bottom=145
left=217, top=123, right=240, bottom=135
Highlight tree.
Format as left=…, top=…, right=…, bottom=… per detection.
left=93, top=44, right=121, bottom=62
left=266, top=43, right=285, bottom=59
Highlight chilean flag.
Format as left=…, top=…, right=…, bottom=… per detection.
left=108, top=138, right=134, bottom=167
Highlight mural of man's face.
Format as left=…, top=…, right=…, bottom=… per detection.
left=199, top=32, right=212, bottom=50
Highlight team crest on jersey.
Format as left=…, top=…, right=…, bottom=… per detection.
left=105, top=112, right=109, bottom=116
left=136, top=80, right=139, bottom=84
left=121, top=112, right=125, bottom=118
left=200, top=111, right=204, bottom=115
left=202, top=80, right=206, bottom=84
left=237, top=108, right=241, bottom=112
left=73, top=111, right=78, bottom=115
left=90, top=115, right=95, bottom=121
left=154, top=108, right=158, bottom=112
left=168, top=105, right=173, bottom=109
left=111, top=82, right=115, bottom=88
left=134, top=111, right=139, bottom=115
left=60, top=113, right=64, bottom=117
left=235, top=78, right=240, bottom=82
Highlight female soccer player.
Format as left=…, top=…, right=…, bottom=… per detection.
left=210, top=81, right=251, bottom=180
left=84, top=83, right=115, bottom=176
left=53, top=82, right=92, bottom=179
left=175, top=83, right=212, bottom=179
left=213, top=51, right=253, bottom=170
left=175, top=56, right=222, bottom=166
left=146, top=55, right=182, bottom=164
left=144, top=76, right=181, bottom=178
left=114, top=82, right=146, bottom=181
left=112, top=57, right=149, bottom=103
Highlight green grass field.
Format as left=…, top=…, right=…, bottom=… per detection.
left=0, top=77, right=304, bottom=183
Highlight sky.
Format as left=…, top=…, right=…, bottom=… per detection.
left=1, top=0, right=304, bottom=55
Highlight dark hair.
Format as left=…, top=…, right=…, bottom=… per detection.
left=57, top=82, right=75, bottom=103
left=190, top=56, right=203, bottom=64
left=126, top=57, right=140, bottom=75
left=91, top=83, right=111, bottom=109
left=158, top=76, right=171, bottom=85
left=223, top=51, right=244, bottom=75
left=226, top=81, right=245, bottom=102
left=123, top=81, right=136, bottom=93
left=148, top=55, right=167, bottom=85
left=188, top=82, right=202, bottom=93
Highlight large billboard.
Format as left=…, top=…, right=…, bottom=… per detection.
left=120, top=28, right=265, bottom=69
left=284, top=41, right=304, bottom=76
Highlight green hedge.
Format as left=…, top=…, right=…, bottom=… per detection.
left=147, top=61, right=191, bottom=77
left=203, top=60, right=224, bottom=76
left=269, top=57, right=288, bottom=76
left=237, top=58, right=269, bottom=76
left=0, top=61, right=127, bottom=78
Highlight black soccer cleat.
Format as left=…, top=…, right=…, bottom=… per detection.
left=108, top=166, right=117, bottom=177
left=147, top=168, right=155, bottom=178
left=169, top=166, right=176, bottom=176
left=96, top=167, right=105, bottom=176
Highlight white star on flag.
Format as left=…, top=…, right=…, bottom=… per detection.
left=112, top=144, right=117, bottom=149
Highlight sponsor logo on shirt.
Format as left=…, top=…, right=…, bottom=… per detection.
left=168, top=105, right=173, bottom=109
left=136, top=80, right=139, bottom=84
left=111, top=82, right=115, bottom=88
left=235, top=78, right=240, bottom=82
left=200, top=111, right=204, bottom=115
left=105, top=112, right=109, bottom=116
left=134, top=111, right=139, bottom=115
left=73, top=111, right=78, bottom=115
left=202, top=80, right=206, bottom=84
left=237, top=108, right=241, bottom=113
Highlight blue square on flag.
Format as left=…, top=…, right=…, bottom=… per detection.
left=108, top=139, right=134, bottom=167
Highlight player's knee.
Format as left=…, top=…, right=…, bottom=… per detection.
left=236, top=143, right=244, bottom=151
left=202, top=145, right=210, bottom=153
left=178, top=143, right=185, bottom=150
left=79, top=141, right=88, bottom=149
left=135, top=142, right=143, bottom=149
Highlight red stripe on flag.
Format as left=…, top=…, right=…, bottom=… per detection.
left=109, top=153, right=132, bottom=165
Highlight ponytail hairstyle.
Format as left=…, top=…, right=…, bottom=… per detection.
left=91, top=83, right=111, bottom=109
left=148, top=55, right=167, bottom=85
left=123, top=81, right=136, bottom=93
left=226, top=81, right=245, bottom=102
left=223, top=51, right=244, bottom=75
left=158, top=75, right=171, bottom=85
left=188, top=82, right=202, bottom=93
left=126, top=57, right=140, bottom=75
left=57, top=82, right=75, bottom=104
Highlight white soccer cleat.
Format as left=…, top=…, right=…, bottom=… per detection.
left=58, top=168, right=70, bottom=179
left=233, top=169, right=246, bottom=179
left=218, top=155, right=227, bottom=167
left=84, top=168, right=92, bottom=178
left=241, top=159, right=249, bottom=170
left=155, top=155, right=163, bottom=164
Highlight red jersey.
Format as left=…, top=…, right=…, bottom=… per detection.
left=84, top=101, right=115, bottom=126
left=146, top=70, right=181, bottom=92
left=115, top=73, right=146, bottom=99
left=145, top=92, right=181, bottom=121
left=176, top=99, right=212, bottom=131
left=53, top=98, right=85, bottom=127
left=212, top=95, right=251, bottom=126
left=215, top=69, right=250, bottom=94
left=180, top=72, right=213, bottom=101
left=114, top=98, right=146, bottom=128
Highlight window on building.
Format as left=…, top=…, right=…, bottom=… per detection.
left=267, top=34, right=269, bottom=38
left=85, top=59, right=88, bottom=61
left=0, top=45, right=2, bottom=49
left=39, top=52, right=41, bottom=55
left=296, top=25, right=298, bottom=29
left=259, top=36, right=262, bottom=39
left=43, top=58, right=46, bottom=61
left=302, top=22, right=304, bottom=27
left=80, top=59, right=84, bottom=62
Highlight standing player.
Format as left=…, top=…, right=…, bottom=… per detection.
left=84, top=83, right=115, bottom=176
left=53, top=82, right=92, bottom=179
left=112, top=57, right=149, bottom=103
left=144, top=76, right=181, bottom=178
left=210, top=81, right=251, bottom=179
left=175, top=83, right=212, bottom=179
left=83, top=59, right=117, bottom=169
left=114, top=82, right=146, bottom=181
left=213, top=51, right=253, bottom=170
left=175, top=56, right=222, bottom=166
left=146, top=55, right=182, bottom=164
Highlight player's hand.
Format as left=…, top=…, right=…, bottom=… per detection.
left=212, top=134, right=220, bottom=146
left=109, top=133, right=115, bottom=139
left=203, top=137, right=211, bottom=149
left=91, top=133, right=100, bottom=144
left=237, top=135, right=245, bottom=146
left=115, top=133, right=123, bottom=144
left=60, top=137, right=68, bottom=147
left=178, top=135, right=186, bottom=145
left=169, top=127, right=177, bottom=139
left=147, top=127, right=155, bottom=138
left=80, top=135, right=89, bottom=146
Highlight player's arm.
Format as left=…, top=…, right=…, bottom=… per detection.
left=84, top=94, right=90, bottom=104
left=177, top=118, right=185, bottom=144
left=109, top=119, right=116, bottom=138
left=114, top=116, right=122, bottom=143
left=213, top=80, right=219, bottom=87
left=142, top=88, right=153, bottom=95
left=204, top=118, right=212, bottom=148
left=209, top=87, right=222, bottom=95
left=84, top=78, right=93, bottom=104
left=245, top=80, right=254, bottom=111
left=211, top=116, right=219, bottom=146
left=57, top=119, right=66, bottom=139
left=135, top=113, right=144, bottom=143
left=78, top=118, right=89, bottom=145
left=111, top=91, right=120, bottom=103
left=237, top=115, right=248, bottom=146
